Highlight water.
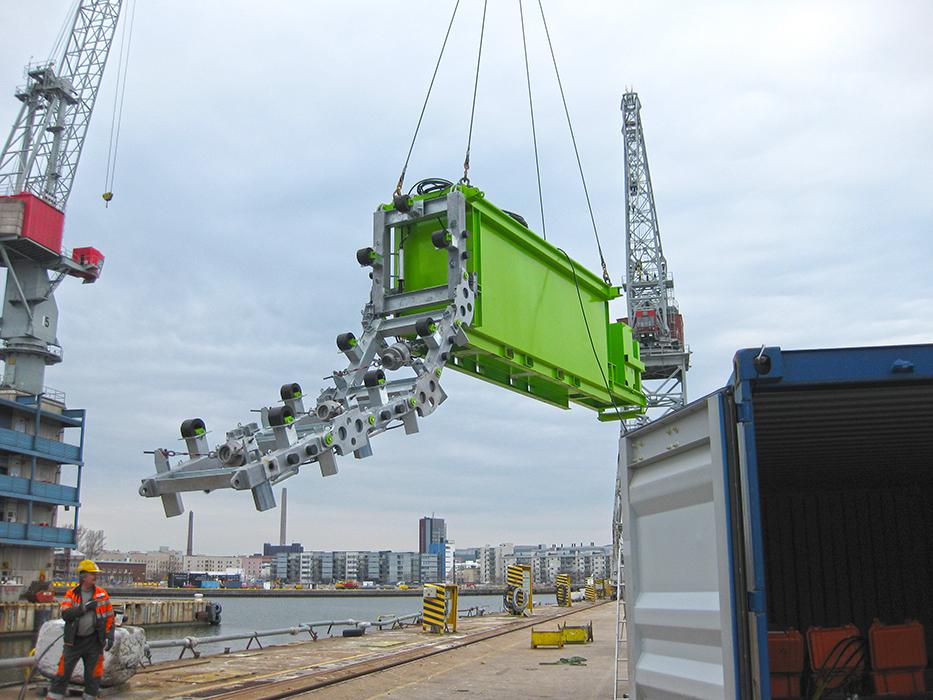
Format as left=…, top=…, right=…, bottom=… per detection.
left=0, top=593, right=557, bottom=678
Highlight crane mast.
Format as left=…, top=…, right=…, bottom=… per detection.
left=621, top=91, right=689, bottom=427
left=0, top=0, right=119, bottom=395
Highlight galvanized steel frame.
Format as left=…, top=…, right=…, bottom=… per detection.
left=140, top=190, right=476, bottom=514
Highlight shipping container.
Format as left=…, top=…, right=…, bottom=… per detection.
left=618, top=343, right=933, bottom=699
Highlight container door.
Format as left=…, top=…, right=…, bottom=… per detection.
left=620, top=391, right=744, bottom=699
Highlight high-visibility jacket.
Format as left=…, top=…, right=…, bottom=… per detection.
left=60, top=584, right=113, bottom=646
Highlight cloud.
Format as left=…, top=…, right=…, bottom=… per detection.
left=1, top=1, right=930, bottom=555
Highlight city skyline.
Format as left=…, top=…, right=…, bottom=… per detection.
left=1, top=2, right=929, bottom=554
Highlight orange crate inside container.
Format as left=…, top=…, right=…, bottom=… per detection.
left=768, top=629, right=804, bottom=698
left=807, top=624, right=866, bottom=692
left=869, top=620, right=927, bottom=694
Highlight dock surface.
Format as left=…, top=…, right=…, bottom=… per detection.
left=2, top=601, right=625, bottom=699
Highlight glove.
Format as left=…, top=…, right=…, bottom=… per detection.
left=83, top=599, right=98, bottom=613
left=105, top=633, right=115, bottom=652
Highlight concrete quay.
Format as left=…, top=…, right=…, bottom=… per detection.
left=2, top=601, right=624, bottom=699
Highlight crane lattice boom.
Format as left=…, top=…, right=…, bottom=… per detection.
left=0, top=0, right=122, bottom=210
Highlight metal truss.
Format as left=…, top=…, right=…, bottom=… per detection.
left=0, top=1, right=122, bottom=209
left=621, top=91, right=689, bottom=430
left=139, top=190, right=476, bottom=515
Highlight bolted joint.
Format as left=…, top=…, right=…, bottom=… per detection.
left=180, top=418, right=206, bottom=439
left=315, top=400, right=343, bottom=421
left=336, top=332, right=358, bottom=352
left=379, top=341, right=412, bottom=371
left=280, top=382, right=302, bottom=401
left=364, top=369, right=386, bottom=388
left=268, top=405, right=295, bottom=427
left=216, top=439, right=247, bottom=467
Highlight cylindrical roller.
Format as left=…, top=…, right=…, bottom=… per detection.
left=180, top=418, right=206, bottom=438
left=356, top=247, right=376, bottom=266
left=431, top=229, right=452, bottom=249
left=268, top=405, right=295, bottom=427
left=336, top=332, right=357, bottom=352
left=364, top=369, right=386, bottom=388
left=415, top=317, right=437, bottom=337
left=280, top=382, right=302, bottom=400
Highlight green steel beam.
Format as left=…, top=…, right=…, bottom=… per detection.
left=385, top=184, right=646, bottom=420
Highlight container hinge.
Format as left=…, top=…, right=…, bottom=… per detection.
left=736, top=400, right=754, bottom=424
left=747, top=589, right=766, bottom=613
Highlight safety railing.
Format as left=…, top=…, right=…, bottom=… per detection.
left=0, top=613, right=424, bottom=671
left=145, top=613, right=423, bottom=660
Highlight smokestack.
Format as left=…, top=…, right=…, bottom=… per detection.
left=279, top=488, right=287, bottom=546
left=186, top=511, right=194, bottom=556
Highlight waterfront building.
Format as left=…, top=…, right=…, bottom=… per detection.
left=0, top=389, right=86, bottom=587
left=418, top=516, right=447, bottom=581
left=184, top=554, right=243, bottom=574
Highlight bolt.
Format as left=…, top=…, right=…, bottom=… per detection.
left=368, top=415, right=376, bottom=425
left=324, top=433, right=334, bottom=446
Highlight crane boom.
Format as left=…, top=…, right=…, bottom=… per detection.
left=0, top=0, right=122, bottom=210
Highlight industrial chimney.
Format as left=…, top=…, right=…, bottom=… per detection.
left=279, top=488, right=287, bottom=546
left=186, top=511, right=194, bottom=557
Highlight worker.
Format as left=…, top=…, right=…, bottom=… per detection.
left=46, top=559, right=114, bottom=700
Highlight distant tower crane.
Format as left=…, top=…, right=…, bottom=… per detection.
left=621, top=91, right=689, bottom=427
left=0, top=0, right=121, bottom=586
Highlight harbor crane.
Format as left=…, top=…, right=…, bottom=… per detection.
left=0, top=0, right=121, bottom=394
left=621, top=91, right=690, bottom=428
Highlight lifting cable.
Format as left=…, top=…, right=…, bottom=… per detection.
left=519, top=0, right=546, bottom=240
left=459, top=0, right=489, bottom=185
left=102, top=0, right=138, bottom=206
left=393, top=0, right=462, bottom=199
left=537, top=0, right=611, bottom=284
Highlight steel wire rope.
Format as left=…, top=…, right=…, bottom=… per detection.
left=46, top=0, right=81, bottom=67
left=538, top=0, right=611, bottom=284
left=519, top=0, right=546, bottom=240
left=103, top=0, right=138, bottom=205
left=393, top=1, right=462, bottom=198
left=460, top=0, right=489, bottom=185
left=558, top=247, right=626, bottom=423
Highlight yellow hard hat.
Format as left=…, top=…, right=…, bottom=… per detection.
left=77, top=559, right=101, bottom=574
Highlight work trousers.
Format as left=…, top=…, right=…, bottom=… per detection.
left=47, top=633, right=103, bottom=700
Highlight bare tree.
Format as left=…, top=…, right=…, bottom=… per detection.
left=77, top=527, right=106, bottom=560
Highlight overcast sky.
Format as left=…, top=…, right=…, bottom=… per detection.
left=1, top=1, right=930, bottom=556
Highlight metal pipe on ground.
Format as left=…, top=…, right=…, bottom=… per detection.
left=145, top=613, right=421, bottom=653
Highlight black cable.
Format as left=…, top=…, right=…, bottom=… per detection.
left=558, top=248, right=624, bottom=422
left=408, top=177, right=453, bottom=196
left=394, top=0, right=461, bottom=197
left=538, top=0, right=611, bottom=284
left=460, top=0, right=488, bottom=185
left=519, top=0, right=546, bottom=240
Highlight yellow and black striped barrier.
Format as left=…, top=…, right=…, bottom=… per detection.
left=422, top=583, right=458, bottom=633
left=504, top=564, right=533, bottom=616
left=584, top=579, right=597, bottom=603
left=555, top=573, right=572, bottom=607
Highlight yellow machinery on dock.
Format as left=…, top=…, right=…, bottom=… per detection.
left=422, top=583, right=458, bottom=634
left=555, top=573, right=572, bottom=607
left=504, top=564, right=533, bottom=616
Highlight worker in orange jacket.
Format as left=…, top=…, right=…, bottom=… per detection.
left=46, top=559, right=114, bottom=700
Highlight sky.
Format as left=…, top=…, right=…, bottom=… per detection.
left=0, top=1, right=930, bottom=556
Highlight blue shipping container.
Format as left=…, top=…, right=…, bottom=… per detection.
left=618, top=343, right=933, bottom=699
